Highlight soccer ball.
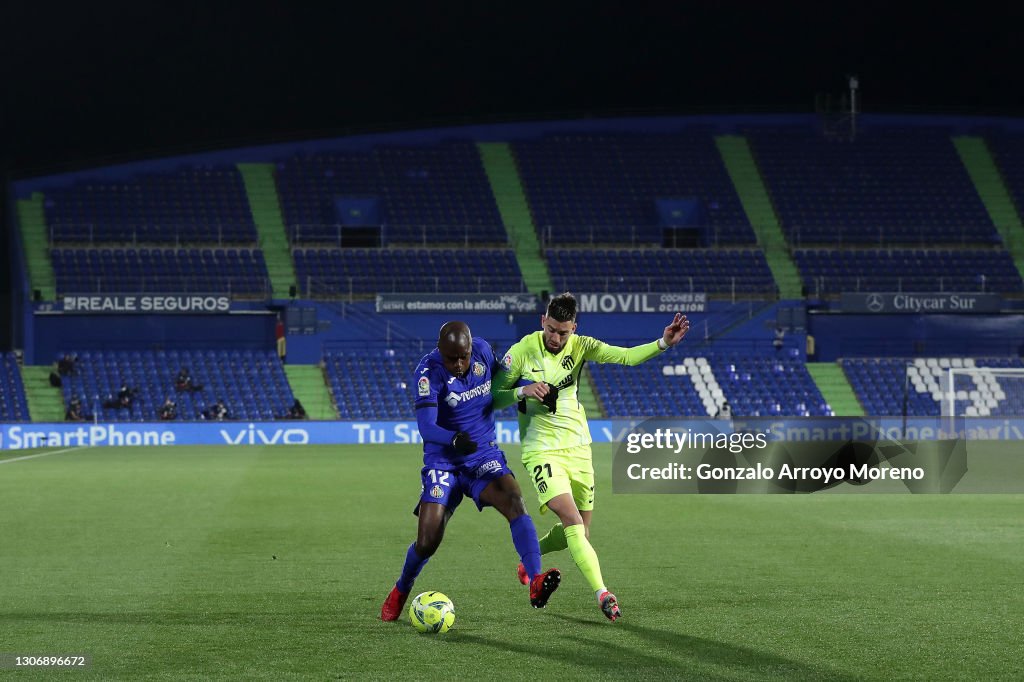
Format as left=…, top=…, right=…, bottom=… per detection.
left=409, top=591, right=456, bottom=633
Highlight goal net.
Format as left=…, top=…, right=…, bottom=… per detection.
left=937, top=365, right=1024, bottom=419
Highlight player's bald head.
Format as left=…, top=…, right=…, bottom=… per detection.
left=438, top=320, right=472, bottom=355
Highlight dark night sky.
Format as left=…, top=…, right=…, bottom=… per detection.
left=2, top=2, right=1023, bottom=174
left=1, top=2, right=1023, bottom=347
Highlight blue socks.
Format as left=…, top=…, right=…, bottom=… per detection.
left=395, top=543, right=428, bottom=593
left=510, top=515, right=542, bottom=581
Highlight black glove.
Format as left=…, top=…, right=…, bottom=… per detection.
left=452, top=431, right=478, bottom=455
left=541, top=383, right=559, bottom=414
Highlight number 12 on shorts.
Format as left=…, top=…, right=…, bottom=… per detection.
left=427, top=470, right=451, bottom=486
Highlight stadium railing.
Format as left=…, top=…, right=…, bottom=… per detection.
left=302, top=276, right=528, bottom=300
left=49, top=223, right=257, bottom=246
left=785, top=224, right=1000, bottom=247
left=290, top=224, right=508, bottom=247
left=55, top=275, right=272, bottom=298
left=537, top=224, right=754, bottom=247
left=803, top=275, right=1011, bottom=297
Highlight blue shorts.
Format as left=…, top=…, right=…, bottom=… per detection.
left=415, top=446, right=514, bottom=515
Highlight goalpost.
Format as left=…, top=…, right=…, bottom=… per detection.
left=940, top=366, right=1024, bottom=419
left=906, top=358, right=1024, bottom=421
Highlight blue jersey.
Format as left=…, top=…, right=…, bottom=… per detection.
left=413, top=337, right=500, bottom=466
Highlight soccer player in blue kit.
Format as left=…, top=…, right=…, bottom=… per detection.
left=380, top=321, right=561, bottom=621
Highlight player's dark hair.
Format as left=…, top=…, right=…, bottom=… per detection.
left=546, top=292, right=577, bottom=322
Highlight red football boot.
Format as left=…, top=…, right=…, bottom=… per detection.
left=599, top=590, right=621, bottom=622
left=529, top=568, right=561, bottom=608
left=517, top=562, right=529, bottom=586
left=380, top=586, right=409, bottom=622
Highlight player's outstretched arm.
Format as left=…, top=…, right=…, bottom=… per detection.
left=491, top=376, right=550, bottom=410
left=583, top=313, right=690, bottom=366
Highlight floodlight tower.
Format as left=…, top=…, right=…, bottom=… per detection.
left=849, top=75, right=859, bottom=139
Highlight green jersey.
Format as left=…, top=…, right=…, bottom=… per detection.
left=493, top=331, right=664, bottom=454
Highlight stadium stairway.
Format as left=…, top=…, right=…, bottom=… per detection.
left=284, top=365, right=338, bottom=420
left=476, top=143, right=554, bottom=295
left=805, top=362, right=865, bottom=417
left=21, top=365, right=66, bottom=422
left=577, top=365, right=605, bottom=418
left=237, top=163, right=295, bottom=299
left=16, top=193, right=57, bottom=301
left=715, top=136, right=801, bottom=298
left=953, top=137, right=1024, bottom=280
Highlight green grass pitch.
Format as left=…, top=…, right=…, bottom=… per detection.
left=1, top=443, right=1023, bottom=680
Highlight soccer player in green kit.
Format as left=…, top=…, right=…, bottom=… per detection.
left=493, top=292, right=690, bottom=621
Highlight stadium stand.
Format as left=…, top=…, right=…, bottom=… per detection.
left=590, top=349, right=830, bottom=417
left=0, top=353, right=30, bottom=422
left=50, top=247, right=271, bottom=297
left=293, top=248, right=525, bottom=297
left=793, top=248, right=1023, bottom=295
left=512, top=132, right=756, bottom=245
left=546, top=248, right=777, bottom=295
left=59, top=350, right=295, bottom=421
left=842, top=356, right=1024, bottom=417
left=44, top=166, right=257, bottom=245
left=324, top=347, right=519, bottom=420
left=274, top=141, right=506, bottom=245
left=747, top=126, right=999, bottom=245
left=986, top=132, right=1024, bottom=216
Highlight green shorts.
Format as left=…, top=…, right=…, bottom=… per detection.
left=521, top=445, right=594, bottom=514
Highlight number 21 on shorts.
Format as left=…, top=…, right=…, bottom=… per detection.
left=533, top=463, right=552, bottom=494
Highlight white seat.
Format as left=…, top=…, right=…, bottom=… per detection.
left=965, top=406, right=978, bottom=416
left=683, top=357, right=696, bottom=367
left=914, top=358, right=927, bottom=368
left=978, top=406, right=991, bottom=417
left=951, top=358, right=963, bottom=368
left=939, top=358, right=951, bottom=369
left=926, top=358, right=938, bottom=368
left=674, top=364, right=686, bottom=375
left=662, top=366, right=675, bottom=376
left=964, top=358, right=976, bottom=368
left=695, top=357, right=708, bottom=367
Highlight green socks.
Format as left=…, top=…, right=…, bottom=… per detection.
left=538, top=523, right=568, bottom=554
left=564, top=523, right=606, bottom=594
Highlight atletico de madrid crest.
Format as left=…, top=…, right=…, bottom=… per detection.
left=473, top=362, right=485, bottom=377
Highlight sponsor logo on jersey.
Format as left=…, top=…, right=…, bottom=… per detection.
left=561, top=355, right=575, bottom=370
left=442, top=380, right=492, bottom=408
left=502, top=352, right=512, bottom=370
left=473, top=362, right=485, bottom=377
left=554, top=374, right=575, bottom=390
left=417, top=376, right=431, bottom=396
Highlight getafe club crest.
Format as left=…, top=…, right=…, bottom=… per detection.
left=430, top=485, right=444, bottom=499
left=473, top=362, right=485, bottom=377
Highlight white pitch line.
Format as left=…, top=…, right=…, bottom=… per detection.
left=0, top=446, right=85, bottom=464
